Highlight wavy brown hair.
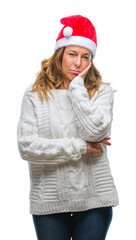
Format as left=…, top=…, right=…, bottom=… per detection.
left=28, top=47, right=114, bottom=103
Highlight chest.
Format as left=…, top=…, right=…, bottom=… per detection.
left=34, top=91, right=79, bottom=139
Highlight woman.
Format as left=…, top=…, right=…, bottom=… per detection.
left=17, top=15, right=119, bottom=240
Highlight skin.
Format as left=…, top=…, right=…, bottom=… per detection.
left=61, top=45, right=111, bottom=155
left=61, top=45, right=92, bottom=89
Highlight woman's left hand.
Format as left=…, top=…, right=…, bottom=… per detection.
left=96, top=137, right=111, bottom=146
left=78, top=62, right=92, bottom=79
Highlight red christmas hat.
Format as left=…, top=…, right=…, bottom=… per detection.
left=54, top=15, right=97, bottom=58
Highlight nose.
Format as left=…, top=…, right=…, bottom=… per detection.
left=74, top=56, right=82, bottom=68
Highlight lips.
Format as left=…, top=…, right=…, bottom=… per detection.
left=71, top=70, right=81, bottom=74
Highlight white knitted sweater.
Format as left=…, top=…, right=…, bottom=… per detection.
left=17, top=76, right=119, bottom=215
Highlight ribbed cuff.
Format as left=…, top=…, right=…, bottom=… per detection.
left=75, top=138, right=87, bottom=155
left=80, top=140, right=87, bottom=154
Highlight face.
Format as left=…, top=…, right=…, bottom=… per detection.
left=61, top=45, right=92, bottom=81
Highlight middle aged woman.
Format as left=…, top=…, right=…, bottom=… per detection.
left=17, top=14, right=119, bottom=240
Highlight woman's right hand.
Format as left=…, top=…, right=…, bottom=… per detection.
left=86, top=137, right=111, bottom=155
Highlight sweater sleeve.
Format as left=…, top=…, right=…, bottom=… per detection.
left=17, top=90, right=87, bottom=165
left=68, top=76, right=114, bottom=142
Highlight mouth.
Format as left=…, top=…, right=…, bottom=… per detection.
left=71, top=70, right=81, bottom=74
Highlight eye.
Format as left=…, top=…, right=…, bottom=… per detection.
left=69, top=53, right=75, bottom=56
left=83, top=56, right=89, bottom=59
left=68, top=53, right=89, bottom=59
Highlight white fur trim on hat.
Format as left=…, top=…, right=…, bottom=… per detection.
left=54, top=36, right=97, bottom=58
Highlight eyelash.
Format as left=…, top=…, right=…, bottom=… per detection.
left=69, top=53, right=89, bottom=59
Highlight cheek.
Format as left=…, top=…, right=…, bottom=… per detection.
left=83, top=61, right=89, bottom=69
left=62, top=58, right=72, bottom=72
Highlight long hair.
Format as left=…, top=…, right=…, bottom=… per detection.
left=28, top=47, right=114, bottom=103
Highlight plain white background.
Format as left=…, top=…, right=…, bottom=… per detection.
left=0, top=0, right=136, bottom=239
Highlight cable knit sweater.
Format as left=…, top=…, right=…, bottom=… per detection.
left=17, top=76, right=119, bottom=215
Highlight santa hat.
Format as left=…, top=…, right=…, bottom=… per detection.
left=54, top=15, right=97, bottom=58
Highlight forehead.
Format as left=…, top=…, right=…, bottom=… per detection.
left=65, top=45, right=91, bottom=54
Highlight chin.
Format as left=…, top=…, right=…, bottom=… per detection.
left=65, top=73, right=77, bottom=81
left=70, top=74, right=78, bottom=80
left=70, top=77, right=75, bottom=81
left=67, top=75, right=73, bottom=81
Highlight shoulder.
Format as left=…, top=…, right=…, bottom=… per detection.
left=23, top=83, right=48, bottom=106
left=99, top=83, right=114, bottom=97
left=24, top=83, right=33, bottom=96
left=23, top=83, right=38, bottom=102
left=20, top=83, right=35, bottom=108
left=99, top=83, right=113, bottom=93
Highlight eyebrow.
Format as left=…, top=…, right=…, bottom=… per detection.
left=68, top=50, right=90, bottom=56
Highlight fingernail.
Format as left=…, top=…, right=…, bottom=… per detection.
left=107, top=137, right=110, bottom=139
left=109, top=143, right=111, bottom=145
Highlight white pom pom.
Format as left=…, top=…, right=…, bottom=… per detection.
left=63, top=26, right=73, bottom=37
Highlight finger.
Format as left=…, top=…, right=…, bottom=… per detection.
left=91, top=145, right=103, bottom=155
left=94, top=143, right=103, bottom=153
left=96, top=144, right=103, bottom=153
left=100, top=140, right=111, bottom=146
left=92, top=147, right=100, bottom=154
left=93, top=148, right=103, bottom=155
left=97, top=139, right=111, bottom=145
left=98, top=140, right=108, bottom=144
left=97, top=137, right=110, bottom=142
left=78, top=62, right=92, bottom=78
left=97, top=150, right=103, bottom=156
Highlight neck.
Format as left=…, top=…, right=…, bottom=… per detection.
left=57, top=79, right=71, bottom=90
